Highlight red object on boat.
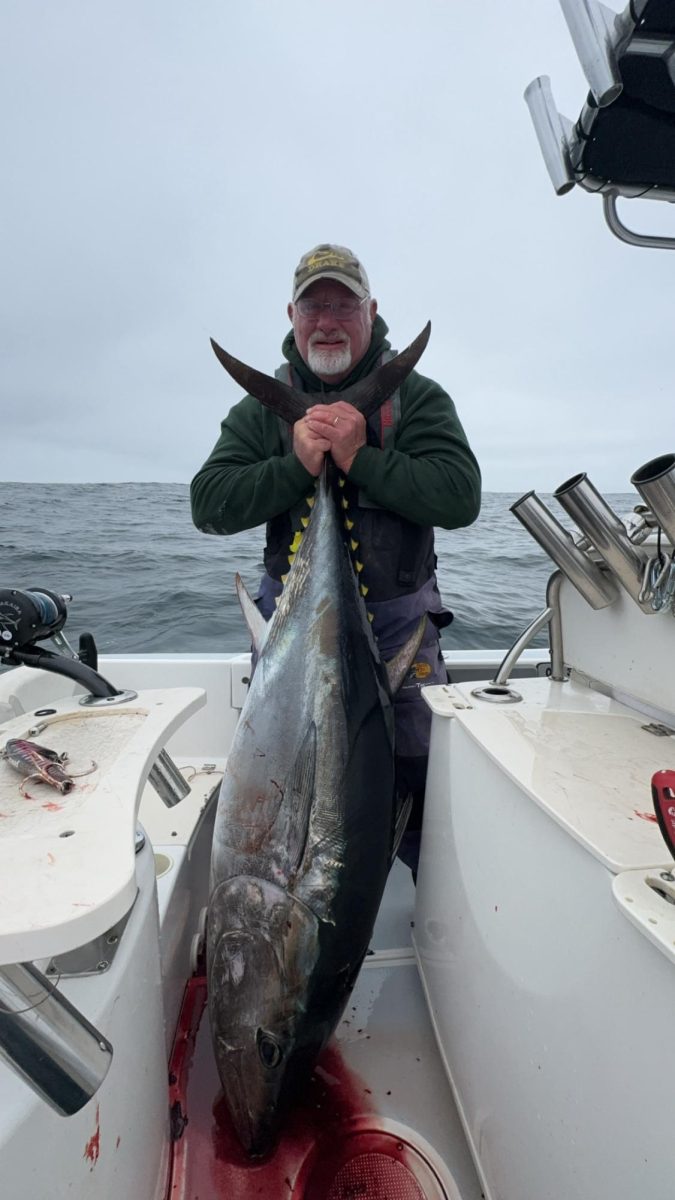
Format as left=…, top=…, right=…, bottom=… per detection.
left=651, top=769, right=675, bottom=859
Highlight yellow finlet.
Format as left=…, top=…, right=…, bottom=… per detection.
left=307, top=496, right=315, bottom=508
left=350, top=539, right=359, bottom=552
left=344, top=518, right=354, bottom=531
left=280, top=574, right=288, bottom=585
left=367, top=612, right=374, bottom=623
left=355, top=561, right=364, bottom=574
left=289, top=532, right=303, bottom=552
left=301, top=516, right=309, bottom=528
left=338, top=476, right=345, bottom=488
left=341, top=497, right=348, bottom=510
left=288, top=554, right=296, bottom=565
left=360, top=584, right=369, bottom=597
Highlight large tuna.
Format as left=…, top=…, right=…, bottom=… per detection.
left=206, top=325, right=430, bottom=1156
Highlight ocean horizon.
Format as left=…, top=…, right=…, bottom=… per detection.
left=1, top=482, right=637, bottom=656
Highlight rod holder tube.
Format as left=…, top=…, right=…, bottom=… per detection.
left=559, top=0, right=623, bottom=106
left=511, top=491, right=618, bottom=609
left=523, top=77, right=575, bottom=195
left=553, top=473, right=652, bottom=612
left=630, top=453, right=675, bottom=548
left=148, top=749, right=191, bottom=808
left=0, top=962, right=113, bottom=1116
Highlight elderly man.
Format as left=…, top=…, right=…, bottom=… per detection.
left=191, top=244, right=481, bottom=876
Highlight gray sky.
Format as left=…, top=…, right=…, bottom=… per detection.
left=3, top=0, right=673, bottom=492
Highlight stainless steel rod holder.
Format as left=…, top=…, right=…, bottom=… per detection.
left=553, top=473, right=652, bottom=612
left=0, top=962, right=112, bottom=1115
left=148, top=749, right=190, bottom=809
left=511, top=491, right=618, bottom=610
left=631, top=453, right=675, bottom=548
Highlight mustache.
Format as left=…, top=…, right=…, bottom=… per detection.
left=308, top=331, right=349, bottom=347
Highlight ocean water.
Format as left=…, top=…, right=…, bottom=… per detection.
left=0, top=483, right=636, bottom=656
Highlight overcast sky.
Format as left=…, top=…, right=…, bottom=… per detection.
left=3, top=1, right=673, bottom=492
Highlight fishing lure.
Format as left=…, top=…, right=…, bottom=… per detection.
left=1, top=738, right=95, bottom=799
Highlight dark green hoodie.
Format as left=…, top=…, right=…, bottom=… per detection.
left=190, top=315, right=481, bottom=537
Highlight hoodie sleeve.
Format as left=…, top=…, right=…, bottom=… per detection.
left=346, top=370, right=481, bottom=530
left=190, top=395, right=314, bottom=535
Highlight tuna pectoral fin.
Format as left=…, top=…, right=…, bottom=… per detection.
left=384, top=614, right=428, bottom=695
left=286, top=723, right=317, bottom=873
left=391, top=789, right=413, bottom=865
left=235, top=573, right=268, bottom=657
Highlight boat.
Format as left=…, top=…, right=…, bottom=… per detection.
left=2, top=2, right=675, bottom=1196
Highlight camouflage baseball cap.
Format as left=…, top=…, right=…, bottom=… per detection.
left=292, top=244, right=370, bottom=301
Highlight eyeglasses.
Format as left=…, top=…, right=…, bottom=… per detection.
left=295, top=296, right=367, bottom=319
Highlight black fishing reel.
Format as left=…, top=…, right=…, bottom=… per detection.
left=0, top=586, right=132, bottom=703
left=0, top=588, right=69, bottom=651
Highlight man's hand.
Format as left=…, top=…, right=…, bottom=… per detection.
left=293, top=415, right=331, bottom=476
left=305, top=402, right=367, bottom=474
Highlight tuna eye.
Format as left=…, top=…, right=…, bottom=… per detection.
left=257, top=1030, right=283, bottom=1069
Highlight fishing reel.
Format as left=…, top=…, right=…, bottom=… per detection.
left=0, top=588, right=69, bottom=652
left=0, top=586, right=134, bottom=704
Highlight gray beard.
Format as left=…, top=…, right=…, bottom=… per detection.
left=307, top=343, right=352, bottom=376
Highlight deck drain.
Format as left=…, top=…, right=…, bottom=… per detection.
left=300, top=1124, right=455, bottom=1200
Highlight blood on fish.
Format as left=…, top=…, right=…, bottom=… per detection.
left=633, top=809, right=658, bottom=823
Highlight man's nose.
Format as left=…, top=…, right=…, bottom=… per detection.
left=315, top=305, right=340, bottom=332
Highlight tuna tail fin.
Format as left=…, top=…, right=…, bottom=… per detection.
left=338, top=322, right=431, bottom=420
left=383, top=614, right=427, bottom=695
left=235, top=574, right=268, bottom=658
left=209, top=322, right=431, bottom=424
left=210, top=339, right=307, bottom=424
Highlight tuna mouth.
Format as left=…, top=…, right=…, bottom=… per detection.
left=232, top=1104, right=279, bottom=1159
left=217, top=1049, right=281, bottom=1158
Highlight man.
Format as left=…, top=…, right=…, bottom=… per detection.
left=191, top=244, right=481, bottom=875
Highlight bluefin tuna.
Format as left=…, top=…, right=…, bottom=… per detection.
left=206, top=325, right=430, bottom=1155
